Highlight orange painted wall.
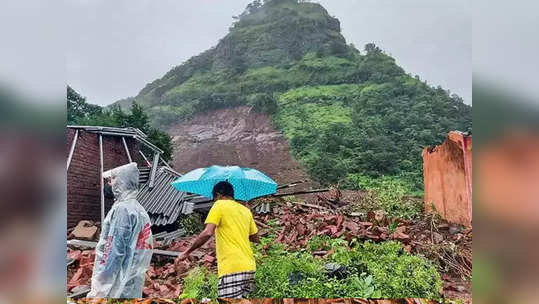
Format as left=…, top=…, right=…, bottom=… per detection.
left=422, top=132, right=472, bottom=226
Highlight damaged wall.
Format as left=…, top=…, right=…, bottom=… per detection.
left=66, top=128, right=143, bottom=227
left=422, top=131, right=472, bottom=226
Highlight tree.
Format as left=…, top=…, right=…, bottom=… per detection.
left=364, top=43, right=382, bottom=55
left=67, top=85, right=102, bottom=123
left=66, top=86, right=175, bottom=162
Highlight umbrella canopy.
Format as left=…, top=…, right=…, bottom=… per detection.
left=171, top=165, right=277, bottom=201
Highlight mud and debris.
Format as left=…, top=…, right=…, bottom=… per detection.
left=168, top=107, right=310, bottom=187
left=67, top=198, right=471, bottom=301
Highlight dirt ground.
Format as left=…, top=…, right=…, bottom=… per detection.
left=167, top=106, right=310, bottom=188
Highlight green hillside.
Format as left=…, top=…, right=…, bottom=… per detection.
left=115, top=0, right=472, bottom=190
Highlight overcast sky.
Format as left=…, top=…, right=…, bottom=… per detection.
left=67, top=0, right=471, bottom=106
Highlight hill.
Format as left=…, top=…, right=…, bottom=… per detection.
left=113, top=0, right=472, bottom=190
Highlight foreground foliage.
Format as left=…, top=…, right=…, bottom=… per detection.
left=179, top=267, right=218, bottom=300
left=179, top=238, right=442, bottom=300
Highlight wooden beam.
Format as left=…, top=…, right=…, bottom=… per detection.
left=121, top=136, right=132, bottom=163
left=67, top=129, right=79, bottom=171
left=136, top=135, right=164, bottom=154
left=289, top=201, right=331, bottom=211
left=99, top=134, right=105, bottom=223
left=148, top=152, right=160, bottom=190
left=139, top=150, right=151, bottom=166
left=160, top=158, right=175, bottom=170
left=272, top=188, right=329, bottom=197
left=277, top=181, right=306, bottom=190
left=67, top=239, right=181, bottom=257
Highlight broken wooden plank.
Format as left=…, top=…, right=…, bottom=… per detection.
left=67, top=129, right=78, bottom=170
left=67, top=239, right=181, bottom=257
left=277, top=181, right=306, bottom=190
left=289, top=201, right=331, bottom=211
left=122, top=136, right=133, bottom=163
left=68, top=285, right=91, bottom=299
left=99, top=134, right=105, bottom=224
left=272, top=188, right=329, bottom=197
left=139, top=150, right=151, bottom=167
left=67, top=239, right=97, bottom=248
left=148, top=152, right=160, bottom=190
left=153, top=249, right=180, bottom=257
left=255, top=219, right=271, bottom=229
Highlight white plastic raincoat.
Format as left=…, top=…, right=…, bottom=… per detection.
left=88, top=162, right=153, bottom=298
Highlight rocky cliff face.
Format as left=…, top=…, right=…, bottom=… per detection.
left=168, top=106, right=310, bottom=186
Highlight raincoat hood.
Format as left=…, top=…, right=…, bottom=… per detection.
left=104, top=162, right=139, bottom=202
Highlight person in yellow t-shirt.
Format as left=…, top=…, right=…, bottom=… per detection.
left=176, top=181, right=260, bottom=298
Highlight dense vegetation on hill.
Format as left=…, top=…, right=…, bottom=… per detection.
left=113, top=0, right=472, bottom=190
left=67, top=85, right=174, bottom=161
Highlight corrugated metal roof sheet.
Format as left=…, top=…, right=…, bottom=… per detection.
left=253, top=202, right=272, bottom=214
left=137, top=166, right=212, bottom=226
left=139, top=166, right=151, bottom=184
left=153, top=228, right=187, bottom=246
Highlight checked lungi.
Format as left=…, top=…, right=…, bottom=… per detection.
left=217, top=271, right=255, bottom=298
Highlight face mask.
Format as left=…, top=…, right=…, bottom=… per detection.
left=103, top=183, right=114, bottom=199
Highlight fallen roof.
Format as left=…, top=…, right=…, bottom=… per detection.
left=138, top=166, right=212, bottom=226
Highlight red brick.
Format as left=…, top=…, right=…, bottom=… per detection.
left=67, top=129, right=144, bottom=227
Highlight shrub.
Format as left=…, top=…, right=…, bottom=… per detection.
left=330, top=240, right=442, bottom=299
left=343, top=174, right=423, bottom=218
left=177, top=213, right=204, bottom=235
left=180, top=267, right=218, bottom=300
left=251, top=240, right=441, bottom=299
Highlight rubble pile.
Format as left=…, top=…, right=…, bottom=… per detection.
left=257, top=204, right=471, bottom=274
left=254, top=204, right=472, bottom=299
left=259, top=206, right=415, bottom=251
left=67, top=249, right=95, bottom=292
left=67, top=201, right=471, bottom=300
left=142, top=236, right=217, bottom=298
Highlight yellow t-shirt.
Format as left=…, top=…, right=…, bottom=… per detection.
left=204, top=199, right=258, bottom=277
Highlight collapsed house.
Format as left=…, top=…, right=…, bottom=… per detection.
left=66, top=125, right=211, bottom=231
left=422, top=131, right=472, bottom=226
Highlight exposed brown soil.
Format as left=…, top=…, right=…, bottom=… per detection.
left=167, top=106, right=310, bottom=187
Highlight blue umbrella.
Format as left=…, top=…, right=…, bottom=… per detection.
left=171, top=165, right=277, bottom=201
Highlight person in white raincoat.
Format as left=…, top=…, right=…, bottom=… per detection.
left=88, top=162, right=153, bottom=298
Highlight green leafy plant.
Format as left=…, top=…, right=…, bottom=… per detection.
left=306, top=235, right=332, bottom=251
left=180, top=267, right=218, bottom=300
left=344, top=175, right=424, bottom=219
left=250, top=239, right=441, bottom=299
left=337, top=241, right=443, bottom=299
left=177, top=213, right=204, bottom=235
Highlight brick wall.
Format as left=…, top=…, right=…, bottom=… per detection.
left=422, top=132, right=472, bottom=226
left=67, top=128, right=144, bottom=228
